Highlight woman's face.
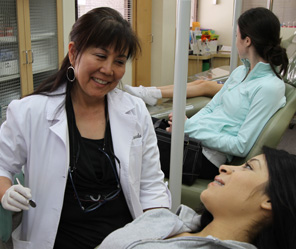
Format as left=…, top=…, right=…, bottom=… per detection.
left=201, top=154, right=270, bottom=217
left=236, top=26, right=248, bottom=59
left=69, top=43, right=128, bottom=100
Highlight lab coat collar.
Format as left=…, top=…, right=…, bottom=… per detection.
left=45, top=85, right=137, bottom=148
left=107, top=87, right=136, bottom=114
left=107, top=88, right=137, bottom=166
left=107, top=88, right=137, bottom=161
left=46, top=85, right=68, bottom=148
left=46, top=85, right=67, bottom=122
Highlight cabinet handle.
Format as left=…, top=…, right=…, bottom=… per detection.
left=31, top=50, right=34, bottom=64
left=150, top=34, right=153, bottom=43
left=24, top=50, right=28, bottom=65
left=28, top=50, right=34, bottom=64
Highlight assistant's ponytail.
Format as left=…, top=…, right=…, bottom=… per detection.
left=264, top=45, right=289, bottom=78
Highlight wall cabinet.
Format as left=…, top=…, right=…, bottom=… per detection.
left=188, top=52, right=230, bottom=77
left=0, top=0, right=63, bottom=124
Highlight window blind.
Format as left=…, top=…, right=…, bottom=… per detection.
left=0, top=1, right=21, bottom=124
left=77, top=0, right=132, bottom=23
left=29, top=0, right=59, bottom=90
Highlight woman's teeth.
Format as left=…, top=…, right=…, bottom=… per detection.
left=215, top=180, right=224, bottom=186
left=93, top=78, right=108, bottom=84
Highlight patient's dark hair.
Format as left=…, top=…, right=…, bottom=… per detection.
left=254, top=147, right=296, bottom=249
left=238, top=7, right=288, bottom=78
left=196, top=147, right=296, bottom=249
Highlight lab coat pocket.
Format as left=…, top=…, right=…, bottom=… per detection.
left=131, top=136, right=142, bottom=147
left=12, top=224, right=32, bottom=249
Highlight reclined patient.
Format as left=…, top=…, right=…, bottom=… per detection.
left=99, top=147, right=296, bottom=249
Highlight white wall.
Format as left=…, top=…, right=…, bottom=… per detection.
left=151, top=0, right=177, bottom=87
left=62, top=0, right=75, bottom=56
left=197, top=0, right=234, bottom=47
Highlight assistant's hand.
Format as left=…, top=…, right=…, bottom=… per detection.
left=165, top=113, right=188, bottom=133
left=166, top=112, right=173, bottom=133
left=1, top=184, right=32, bottom=212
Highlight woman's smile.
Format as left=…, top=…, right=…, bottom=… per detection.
left=210, top=176, right=225, bottom=187
left=92, top=77, right=109, bottom=85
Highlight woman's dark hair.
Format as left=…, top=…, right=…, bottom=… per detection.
left=196, top=147, right=296, bottom=249
left=238, top=7, right=288, bottom=78
left=32, top=7, right=141, bottom=95
left=253, top=146, right=296, bottom=249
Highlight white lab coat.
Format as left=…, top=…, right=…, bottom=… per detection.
left=0, top=85, right=171, bottom=249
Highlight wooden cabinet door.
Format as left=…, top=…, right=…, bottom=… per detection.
left=132, top=0, right=152, bottom=87
left=28, top=0, right=63, bottom=91
left=0, top=0, right=63, bottom=124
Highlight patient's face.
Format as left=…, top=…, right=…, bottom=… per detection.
left=236, top=26, right=247, bottom=59
left=200, top=154, right=269, bottom=217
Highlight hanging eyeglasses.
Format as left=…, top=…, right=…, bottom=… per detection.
left=68, top=147, right=121, bottom=213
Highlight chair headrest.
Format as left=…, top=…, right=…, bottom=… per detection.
left=282, top=32, right=296, bottom=59
left=283, top=51, right=296, bottom=86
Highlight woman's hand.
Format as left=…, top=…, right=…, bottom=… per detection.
left=1, top=184, right=32, bottom=212
left=165, top=113, right=188, bottom=133
left=166, top=113, right=173, bottom=133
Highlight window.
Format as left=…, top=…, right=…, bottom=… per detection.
left=76, top=0, right=132, bottom=23
left=242, top=0, right=296, bottom=26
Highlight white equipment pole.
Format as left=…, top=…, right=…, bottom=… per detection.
left=267, top=0, right=274, bottom=11
left=169, top=0, right=191, bottom=212
left=229, top=0, right=243, bottom=73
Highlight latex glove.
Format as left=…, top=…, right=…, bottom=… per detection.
left=1, top=184, right=32, bottom=212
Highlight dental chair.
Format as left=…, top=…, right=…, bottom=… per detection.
left=180, top=82, right=296, bottom=209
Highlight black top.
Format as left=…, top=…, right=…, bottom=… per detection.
left=54, top=96, right=133, bottom=249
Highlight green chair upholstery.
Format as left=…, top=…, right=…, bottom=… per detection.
left=281, top=32, right=296, bottom=60
left=283, top=51, right=296, bottom=87
left=0, top=172, right=24, bottom=243
left=0, top=206, right=12, bottom=243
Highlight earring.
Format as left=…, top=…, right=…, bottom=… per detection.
left=66, top=65, right=76, bottom=82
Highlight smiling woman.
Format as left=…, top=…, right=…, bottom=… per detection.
left=202, top=155, right=270, bottom=218
left=69, top=45, right=128, bottom=111
left=99, top=146, right=296, bottom=249
left=0, top=7, right=171, bottom=249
